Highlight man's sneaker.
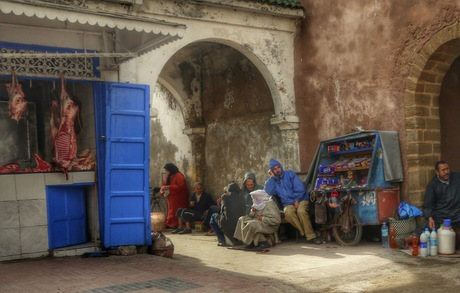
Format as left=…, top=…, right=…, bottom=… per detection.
left=245, top=242, right=255, bottom=249
left=179, top=229, right=192, bottom=234
left=256, top=241, right=270, bottom=249
left=306, top=237, right=324, bottom=245
left=171, top=228, right=183, bottom=234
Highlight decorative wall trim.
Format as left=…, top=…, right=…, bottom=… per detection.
left=0, top=42, right=100, bottom=80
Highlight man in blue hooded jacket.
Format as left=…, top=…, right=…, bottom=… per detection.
left=264, top=159, right=322, bottom=244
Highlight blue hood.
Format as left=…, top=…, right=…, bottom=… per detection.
left=269, top=159, right=283, bottom=172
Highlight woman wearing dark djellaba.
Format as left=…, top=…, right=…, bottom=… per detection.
left=160, top=163, right=189, bottom=228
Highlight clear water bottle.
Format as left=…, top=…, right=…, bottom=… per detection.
left=381, top=222, right=389, bottom=248
left=424, top=228, right=431, bottom=255
left=430, top=228, right=438, bottom=256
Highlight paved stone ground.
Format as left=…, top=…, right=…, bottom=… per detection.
left=1, top=230, right=460, bottom=293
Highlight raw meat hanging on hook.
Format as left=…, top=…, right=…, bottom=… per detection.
left=52, top=72, right=82, bottom=179
left=5, top=72, right=27, bottom=123
left=49, top=88, right=61, bottom=148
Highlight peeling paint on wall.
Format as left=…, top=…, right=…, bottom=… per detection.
left=158, top=42, right=286, bottom=197
left=150, top=83, right=192, bottom=188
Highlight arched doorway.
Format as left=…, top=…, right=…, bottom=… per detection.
left=440, top=55, right=460, bottom=172
left=151, top=41, right=289, bottom=196
left=404, top=22, right=460, bottom=206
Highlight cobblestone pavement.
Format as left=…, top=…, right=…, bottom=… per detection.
left=2, top=230, right=460, bottom=293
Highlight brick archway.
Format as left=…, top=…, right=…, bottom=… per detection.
left=405, top=21, right=460, bottom=206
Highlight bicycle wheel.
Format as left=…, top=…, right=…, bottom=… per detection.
left=332, top=212, right=362, bottom=246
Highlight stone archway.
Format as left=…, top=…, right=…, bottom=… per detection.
left=404, top=21, right=460, bottom=206
left=154, top=41, right=295, bottom=196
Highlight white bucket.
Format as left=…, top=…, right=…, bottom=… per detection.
left=438, top=226, right=456, bottom=255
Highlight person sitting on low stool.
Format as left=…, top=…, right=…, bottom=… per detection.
left=172, top=182, right=215, bottom=234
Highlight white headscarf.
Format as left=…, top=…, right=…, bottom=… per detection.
left=251, top=190, right=270, bottom=210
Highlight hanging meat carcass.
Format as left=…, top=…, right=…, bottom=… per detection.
left=5, top=72, right=27, bottom=123
left=50, top=73, right=82, bottom=179
left=49, top=92, right=61, bottom=149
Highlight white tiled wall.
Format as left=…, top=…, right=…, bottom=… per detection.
left=20, top=226, right=49, bottom=254
left=0, top=201, right=19, bottom=229
left=0, top=171, right=94, bottom=261
left=15, top=174, right=46, bottom=200
left=0, top=175, right=16, bottom=201
left=19, top=200, right=48, bottom=226
left=0, top=229, right=20, bottom=259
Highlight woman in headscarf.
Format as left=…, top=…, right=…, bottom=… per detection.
left=233, top=189, right=281, bottom=249
left=161, top=163, right=189, bottom=228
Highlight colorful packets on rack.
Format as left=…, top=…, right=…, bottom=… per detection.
left=315, top=177, right=340, bottom=190
left=319, top=165, right=335, bottom=175
left=327, top=145, right=341, bottom=152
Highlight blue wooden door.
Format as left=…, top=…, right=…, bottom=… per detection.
left=47, top=185, right=87, bottom=249
left=94, top=82, right=151, bottom=248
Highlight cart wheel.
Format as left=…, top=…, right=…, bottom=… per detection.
left=332, top=212, right=362, bottom=246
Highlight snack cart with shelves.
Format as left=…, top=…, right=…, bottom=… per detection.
left=306, top=131, right=403, bottom=245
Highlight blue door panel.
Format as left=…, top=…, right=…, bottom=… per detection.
left=111, top=115, right=146, bottom=137
left=110, top=169, right=145, bottom=191
left=95, top=82, right=151, bottom=248
left=109, top=87, right=147, bottom=111
left=110, top=196, right=144, bottom=217
left=110, top=223, right=145, bottom=246
left=111, top=143, right=145, bottom=164
left=47, top=186, right=87, bottom=250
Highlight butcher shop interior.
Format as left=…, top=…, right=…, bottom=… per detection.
left=0, top=72, right=98, bottom=261
left=0, top=75, right=96, bottom=173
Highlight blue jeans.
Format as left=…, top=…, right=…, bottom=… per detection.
left=210, top=213, right=226, bottom=243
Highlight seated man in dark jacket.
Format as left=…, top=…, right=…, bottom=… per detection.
left=172, top=182, right=215, bottom=234
left=423, top=161, right=460, bottom=248
left=210, top=182, right=246, bottom=246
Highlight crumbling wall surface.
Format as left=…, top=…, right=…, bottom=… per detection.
left=205, top=116, right=281, bottom=196
left=296, top=0, right=459, bottom=170
left=125, top=1, right=302, bottom=197
left=153, top=43, right=281, bottom=197
left=201, top=46, right=279, bottom=196
left=149, top=84, right=192, bottom=189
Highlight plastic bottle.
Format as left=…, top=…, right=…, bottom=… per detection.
left=424, top=228, right=431, bottom=255
left=411, top=233, right=419, bottom=256
left=438, top=219, right=456, bottom=255
left=437, top=223, right=444, bottom=250
left=430, top=228, right=438, bottom=256
left=419, top=231, right=428, bottom=257
left=389, top=225, right=397, bottom=249
left=381, top=222, right=389, bottom=248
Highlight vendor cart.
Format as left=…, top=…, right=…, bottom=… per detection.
left=305, top=131, right=403, bottom=245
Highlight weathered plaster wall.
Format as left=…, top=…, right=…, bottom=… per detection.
left=153, top=43, right=281, bottom=197
left=120, top=1, right=303, bottom=197
left=200, top=46, right=279, bottom=195
left=149, top=83, right=192, bottom=189
left=296, top=0, right=459, bottom=201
